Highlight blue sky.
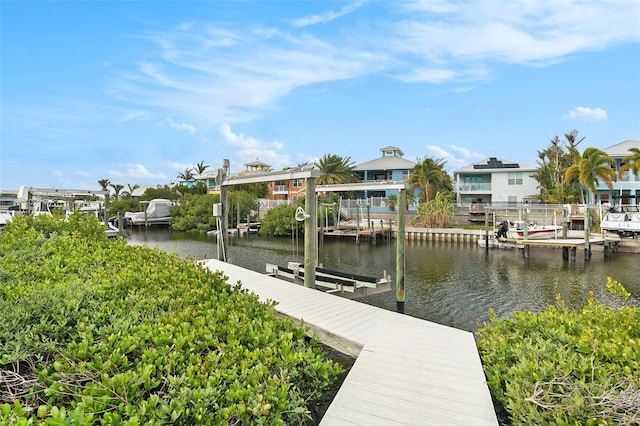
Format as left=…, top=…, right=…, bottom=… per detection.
left=2, top=0, right=639, bottom=191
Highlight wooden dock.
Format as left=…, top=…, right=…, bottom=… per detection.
left=499, top=235, right=619, bottom=260
left=199, top=258, right=498, bottom=425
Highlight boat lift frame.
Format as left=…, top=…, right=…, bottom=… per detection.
left=218, top=162, right=409, bottom=312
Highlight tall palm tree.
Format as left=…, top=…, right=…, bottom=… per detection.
left=177, top=167, right=195, bottom=182
left=618, top=147, right=640, bottom=179
left=194, top=160, right=209, bottom=177
left=109, top=183, right=125, bottom=199
left=316, top=154, right=360, bottom=185
left=564, top=147, right=616, bottom=204
left=98, top=179, right=110, bottom=192
left=408, top=157, right=452, bottom=204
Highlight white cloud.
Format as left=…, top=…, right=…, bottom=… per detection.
left=109, top=163, right=167, bottom=181
left=166, top=118, right=197, bottom=134
left=565, top=106, right=608, bottom=122
left=427, top=144, right=485, bottom=170
left=219, top=124, right=289, bottom=169
left=291, top=1, right=366, bottom=27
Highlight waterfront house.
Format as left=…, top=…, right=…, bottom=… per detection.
left=595, top=140, right=640, bottom=206
left=353, top=146, right=416, bottom=201
left=454, top=157, right=538, bottom=206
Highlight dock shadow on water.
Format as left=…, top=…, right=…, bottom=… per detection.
left=128, top=228, right=640, bottom=332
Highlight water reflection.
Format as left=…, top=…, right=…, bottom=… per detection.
left=127, top=229, right=640, bottom=332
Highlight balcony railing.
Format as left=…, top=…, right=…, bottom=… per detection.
left=458, top=183, right=492, bottom=192
left=273, top=185, right=289, bottom=194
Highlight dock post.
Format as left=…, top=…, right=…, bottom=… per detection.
left=304, top=177, right=317, bottom=288
left=584, top=207, right=591, bottom=260
left=571, top=247, right=576, bottom=261
left=604, top=242, right=610, bottom=259
left=484, top=208, right=489, bottom=251
left=396, top=189, right=406, bottom=313
left=117, top=212, right=124, bottom=238
left=523, top=245, right=530, bottom=259
left=563, top=246, right=569, bottom=260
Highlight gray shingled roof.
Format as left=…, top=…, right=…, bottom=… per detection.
left=354, top=156, right=416, bottom=171
left=602, top=140, right=640, bottom=157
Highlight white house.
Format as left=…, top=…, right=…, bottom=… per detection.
left=454, top=157, right=538, bottom=205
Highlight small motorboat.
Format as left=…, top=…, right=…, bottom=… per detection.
left=505, top=220, right=562, bottom=240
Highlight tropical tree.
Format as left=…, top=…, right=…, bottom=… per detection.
left=316, top=154, right=360, bottom=185
left=410, top=191, right=455, bottom=228
left=618, top=147, right=640, bottom=179
left=109, top=183, right=125, bottom=199
left=407, top=157, right=452, bottom=204
left=194, top=160, right=209, bottom=177
left=177, top=167, right=195, bottom=181
left=531, top=130, right=584, bottom=204
left=98, top=179, right=110, bottom=192
left=564, top=147, right=616, bottom=204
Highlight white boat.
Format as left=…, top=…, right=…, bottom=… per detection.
left=124, top=199, right=173, bottom=226
left=601, top=206, right=640, bottom=237
left=505, top=221, right=562, bottom=240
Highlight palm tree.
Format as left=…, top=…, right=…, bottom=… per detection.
left=531, top=131, right=585, bottom=204
left=109, top=183, right=125, bottom=199
left=177, top=167, right=195, bottom=182
left=98, top=179, right=110, bottom=192
left=316, top=154, right=360, bottom=185
left=618, top=147, right=640, bottom=180
left=408, top=157, right=452, bottom=204
left=194, top=160, right=209, bottom=177
left=564, top=147, right=616, bottom=204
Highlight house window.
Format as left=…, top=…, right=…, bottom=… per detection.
left=508, top=172, right=523, bottom=185
left=293, top=179, right=302, bottom=187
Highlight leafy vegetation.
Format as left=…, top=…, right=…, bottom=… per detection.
left=260, top=204, right=301, bottom=236
left=476, top=280, right=639, bottom=425
left=0, top=214, right=344, bottom=425
left=316, top=154, right=360, bottom=186
left=171, top=193, right=221, bottom=232
left=408, top=157, right=453, bottom=204
left=564, top=147, right=616, bottom=204
left=410, top=192, right=455, bottom=227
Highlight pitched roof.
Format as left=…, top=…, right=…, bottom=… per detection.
left=354, top=156, right=416, bottom=171
left=602, top=140, right=640, bottom=157
left=455, top=157, right=536, bottom=173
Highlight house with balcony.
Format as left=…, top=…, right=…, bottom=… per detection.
left=269, top=163, right=314, bottom=203
left=595, top=140, right=640, bottom=206
left=454, top=157, right=538, bottom=206
left=352, top=146, right=415, bottom=200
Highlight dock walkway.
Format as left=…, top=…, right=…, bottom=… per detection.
left=200, top=259, right=498, bottom=425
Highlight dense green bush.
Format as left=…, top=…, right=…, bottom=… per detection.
left=476, top=284, right=639, bottom=425
left=259, top=204, right=299, bottom=236
left=170, top=193, right=221, bottom=232
left=0, top=214, right=343, bottom=425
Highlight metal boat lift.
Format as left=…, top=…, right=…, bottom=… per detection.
left=217, top=161, right=409, bottom=312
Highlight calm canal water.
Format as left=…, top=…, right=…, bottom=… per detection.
left=127, top=229, right=640, bottom=332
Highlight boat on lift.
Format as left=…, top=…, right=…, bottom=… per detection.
left=501, top=220, right=562, bottom=240
left=601, top=205, right=640, bottom=237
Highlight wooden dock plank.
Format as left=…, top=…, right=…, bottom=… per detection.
left=199, top=259, right=498, bottom=425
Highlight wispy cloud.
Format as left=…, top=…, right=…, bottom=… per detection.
left=109, top=163, right=167, bottom=182
left=219, top=123, right=289, bottom=169
left=427, top=144, right=485, bottom=170
left=565, top=106, right=608, bottom=122
left=166, top=118, right=197, bottom=134
left=291, top=1, right=366, bottom=27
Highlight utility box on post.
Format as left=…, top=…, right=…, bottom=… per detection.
left=213, top=203, right=223, bottom=217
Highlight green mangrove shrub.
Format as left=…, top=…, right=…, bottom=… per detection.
left=476, top=282, right=639, bottom=425
left=0, top=214, right=343, bottom=425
